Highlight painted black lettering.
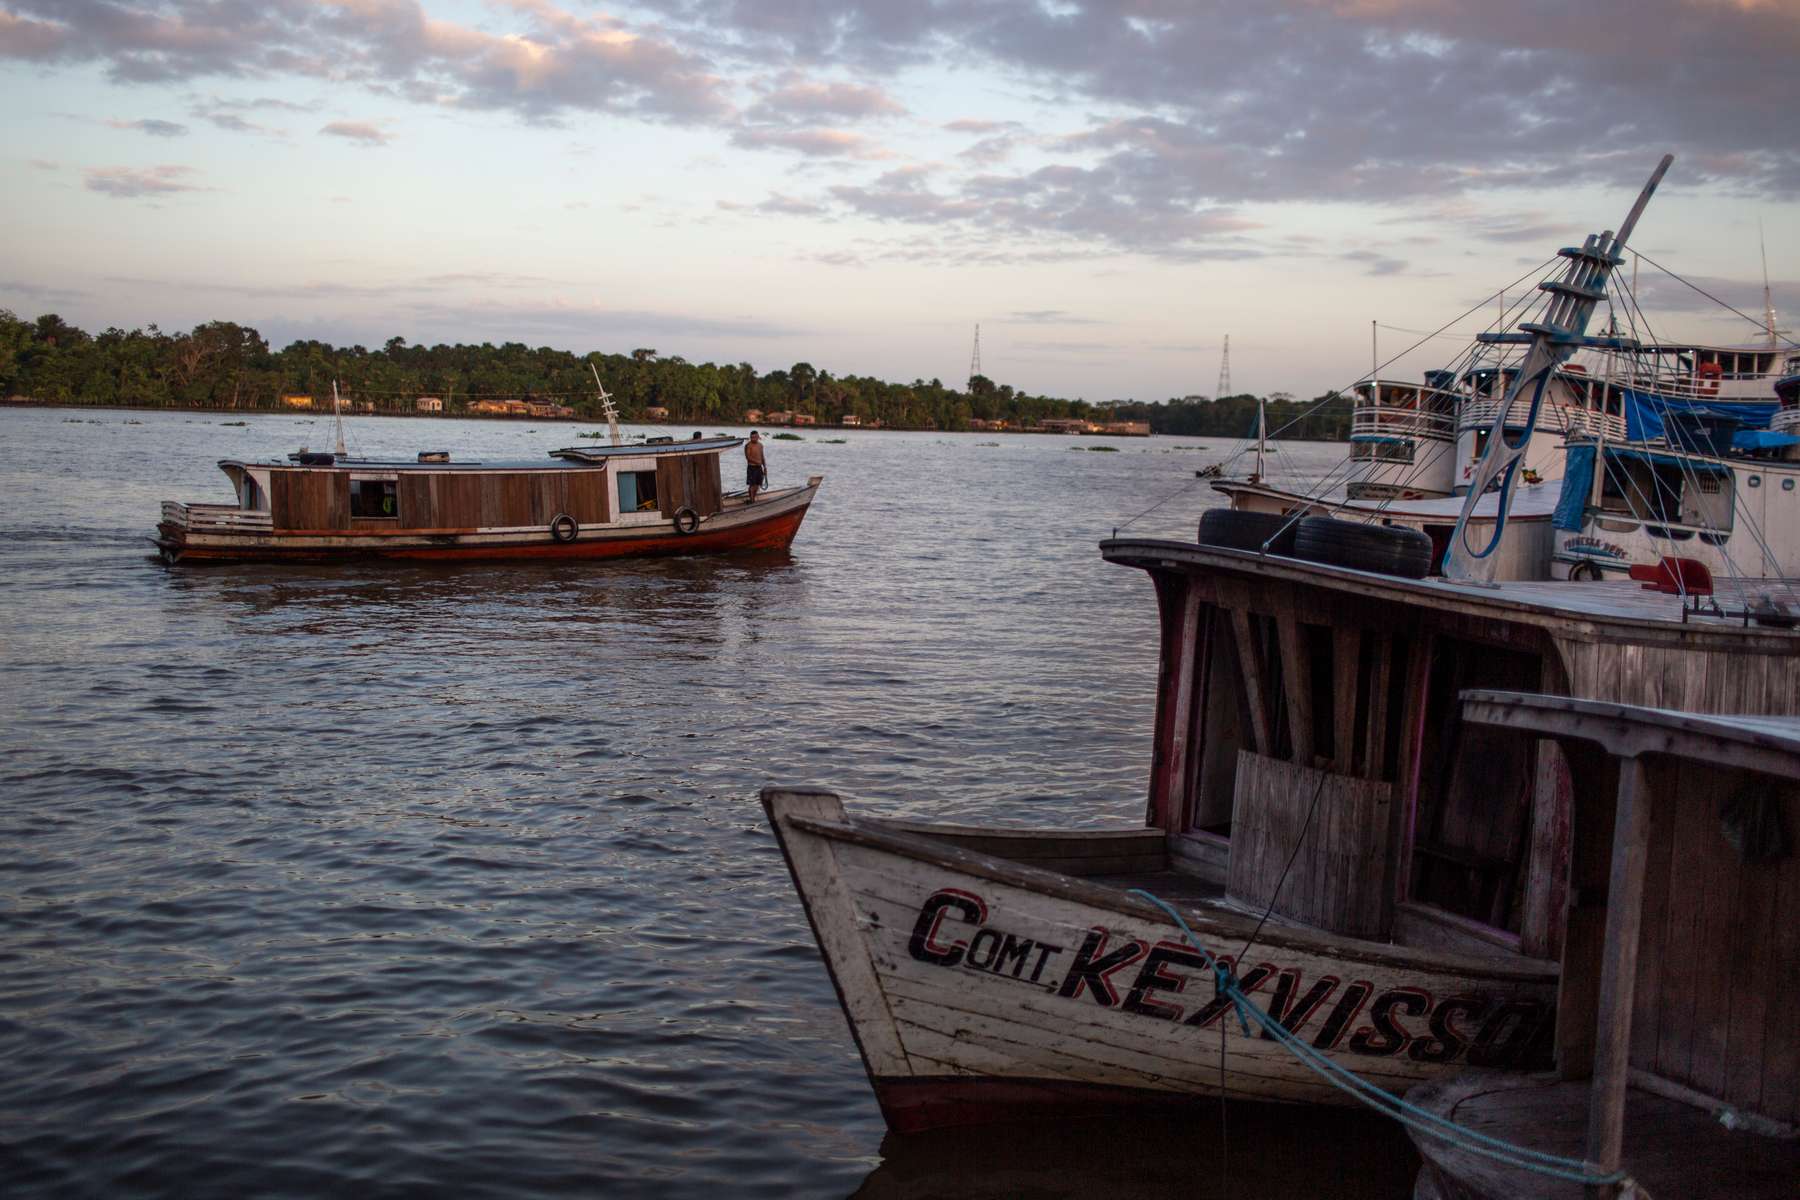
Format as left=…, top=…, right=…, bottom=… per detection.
left=1182, top=961, right=1275, bottom=1028
left=1121, top=943, right=1210, bottom=1021
left=908, top=889, right=986, bottom=967
left=966, top=927, right=1003, bottom=971
left=1028, top=943, right=1062, bottom=984
left=1312, top=981, right=1373, bottom=1050
left=1409, top=997, right=1488, bottom=1063
left=1055, top=928, right=1148, bottom=1007
left=1347, top=989, right=1430, bottom=1057
left=1258, top=972, right=1339, bottom=1041
left=995, top=933, right=1035, bottom=977
left=1468, top=999, right=1551, bottom=1069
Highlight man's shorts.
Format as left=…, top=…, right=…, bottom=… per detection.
left=747, top=464, right=766, bottom=487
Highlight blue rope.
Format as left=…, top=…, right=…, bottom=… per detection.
left=1127, top=889, right=1627, bottom=1188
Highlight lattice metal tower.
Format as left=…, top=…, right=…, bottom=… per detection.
left=1215, top=334, right=1231, bottom=400
left=968, top=324, right=982, bottom=387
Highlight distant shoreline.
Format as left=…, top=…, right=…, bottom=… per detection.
left=1, top=399, right=1349, bottom=442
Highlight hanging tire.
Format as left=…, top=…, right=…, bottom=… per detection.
left=1568, top=560, right=1603, bottom=582
left=672, top=507, right=700, bottom=535
left=1292, top=516, right=1435, bottom=579
left=1197, top=508, right=1299, bottom=556
left=549, top=514, right=579, bottom=543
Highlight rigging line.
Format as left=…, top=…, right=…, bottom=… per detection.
left=1200, top=257, right=1562, bottom=486
left=1630, top=249, right=1800, bottom=351
left=1113, top=473, right=1213, bottom=534
left=1612, top=276, right=1800, bottom=601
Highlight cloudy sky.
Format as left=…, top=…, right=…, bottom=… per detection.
left=2, top=0, right=1797, bottom=401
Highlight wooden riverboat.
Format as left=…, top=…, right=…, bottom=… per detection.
left=1408, top=691, right=1800, bottom=1200
left=153, top=437, right=822, bottom=564
left=764, top=157, right=1800, bottom=1134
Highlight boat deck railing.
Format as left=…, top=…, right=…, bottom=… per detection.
left=162, top=501, right=273, bottom=532
left=1350, top=405, right=1455, bottom=442
left=1458, top=400, right=1628, bottom=440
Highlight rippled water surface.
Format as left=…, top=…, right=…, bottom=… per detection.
left=0, top=408, right=1412, bottom=1197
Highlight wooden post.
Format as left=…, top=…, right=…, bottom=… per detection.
left=1150, top=580, right=1205, bottom=831
left=1229, top=608, right=1273, bottom=756
left=1275, top=612, right=1315, bottom=762
left=1584, top=755, right=1651, bottom=1200
left=1333, top=627, right=1360, bottom=772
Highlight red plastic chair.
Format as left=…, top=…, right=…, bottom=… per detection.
left=1628, top=556, right=1713, bottom=596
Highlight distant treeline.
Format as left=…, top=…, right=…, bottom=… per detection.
left=0, top=310, right=1351, bottom=439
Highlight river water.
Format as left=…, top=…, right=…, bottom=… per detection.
left=0, top=407, right=1414, bottom=1197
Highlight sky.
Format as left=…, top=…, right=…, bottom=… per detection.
left=2, top=0, right=1797, bottom=402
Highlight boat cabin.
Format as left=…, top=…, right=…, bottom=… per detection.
left=218, top=439, right=735, bottom=533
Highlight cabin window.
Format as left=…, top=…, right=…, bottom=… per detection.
left=1352, top=441, right=1413, bottom=463
left=349, top=478, right=398, bottom=519
left=617, top=469, right=660, bottom=513
left=240, top=475, right=264, bottom=511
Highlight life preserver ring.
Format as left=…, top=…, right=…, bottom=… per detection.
left=1697, top=361, right=1723, bottom=396
left=549, top=514, right=579, bottom=542
left=672, top=507, right=700, bottom=535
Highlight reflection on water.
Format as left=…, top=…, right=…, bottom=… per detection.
left=0, top=408, right=1381, bottom=1197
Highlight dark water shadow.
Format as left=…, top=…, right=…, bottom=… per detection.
left=850, top=1102, right=1418, bottom=1199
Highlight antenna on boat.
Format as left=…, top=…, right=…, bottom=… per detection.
left=590, top=363, right=622, bottom=447
left=1762, top=219, right=1780, bottom=350
left=331, top=379, right=347, bottom=457
left=1443, top=153, right=1672, bottom=584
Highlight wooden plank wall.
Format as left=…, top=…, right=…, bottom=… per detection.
left=270, top=471, right=348, bottom=531
left=655, top=453, right=724, bottom=518
left=1226, top=750, right=1393, bottom=938
left=1628, top=760, right=1798, bottom=1124
left=1557, top=639, right=1800, bottom=716
left=391, top=469, right=609, bottom=529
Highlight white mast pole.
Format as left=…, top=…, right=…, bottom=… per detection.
left=1763, top=219, right=1779, bottom=349
left=1254, top=395, right=1267, bottom=483
left=590, top=363, right=622, bottom=447
left=331, top=379, right=347, bottom=457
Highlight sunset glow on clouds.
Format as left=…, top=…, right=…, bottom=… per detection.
left=1, top=0, right=1795, bottom=400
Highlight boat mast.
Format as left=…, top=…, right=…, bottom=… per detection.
left=1763, top=220, right=1779, bottom=349
left=1443, top=154, right=1671, bottom=583
left=590, top=364, right=622, bottom=447
left=331, top=379, right=347, bottom=457
left=1254, top=394, right=1267, bottom=483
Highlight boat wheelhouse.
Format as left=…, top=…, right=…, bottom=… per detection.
left=154, top=437, right=822, bottom=564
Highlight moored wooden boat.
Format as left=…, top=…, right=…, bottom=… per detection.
left=765, top=159, right=1800, bottom=1135
left=154, top=437, right=822, bottom=564
left=1407, top=691, right=1800, bottom=1199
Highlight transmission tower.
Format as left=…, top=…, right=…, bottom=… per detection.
left=968, top=324, right=982, bottom=387
left=1215, top=334, right=1231, bottom=400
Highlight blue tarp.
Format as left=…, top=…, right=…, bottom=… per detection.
left=1622, top=388, right=1779, bottom=441
left=1553, top=443, right=1595, bottom=531
left=1733, top=429, right=1800, bottom=451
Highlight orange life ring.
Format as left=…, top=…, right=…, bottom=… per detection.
left=1697, top=361, right=1723, bottom=396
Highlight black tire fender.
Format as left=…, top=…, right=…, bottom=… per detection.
left=549, top=514, right=579, bottom=543
left=1292, top=516, right=1435, bottom=579
left=672, top=507, right=700, bottom=535
left=1197, top=508, right=1300, bottom=556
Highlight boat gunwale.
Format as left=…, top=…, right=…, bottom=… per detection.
left=1100, top=535, right=1800, bottom=648
left=782, top=811, right=1561, bottom=984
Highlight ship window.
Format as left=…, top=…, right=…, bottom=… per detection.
left=241, top=475, right=264, bottom=511
left=618, top=469, right=660, bottom=513
left=349, top=479, right=398, bottom=519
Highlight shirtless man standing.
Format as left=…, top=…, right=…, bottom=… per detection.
left=745, top=430, right=767, bottom=502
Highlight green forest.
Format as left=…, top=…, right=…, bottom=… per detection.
left=0, top=310, right=1353, bottom=440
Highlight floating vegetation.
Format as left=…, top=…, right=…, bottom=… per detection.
left=577, top=430, right=608, bottom=438
left=772, top=432, right=804, bottom=441
left=219, top=421, right=247, bottom=427
left=1087, top=445, right=1119, bottom=452
left=975, top=441, right=1000, bottom=447
left=816, top=437, right=847, bottom=444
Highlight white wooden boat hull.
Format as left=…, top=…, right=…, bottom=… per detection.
left=766, top=788, right=1558, bottom=1132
